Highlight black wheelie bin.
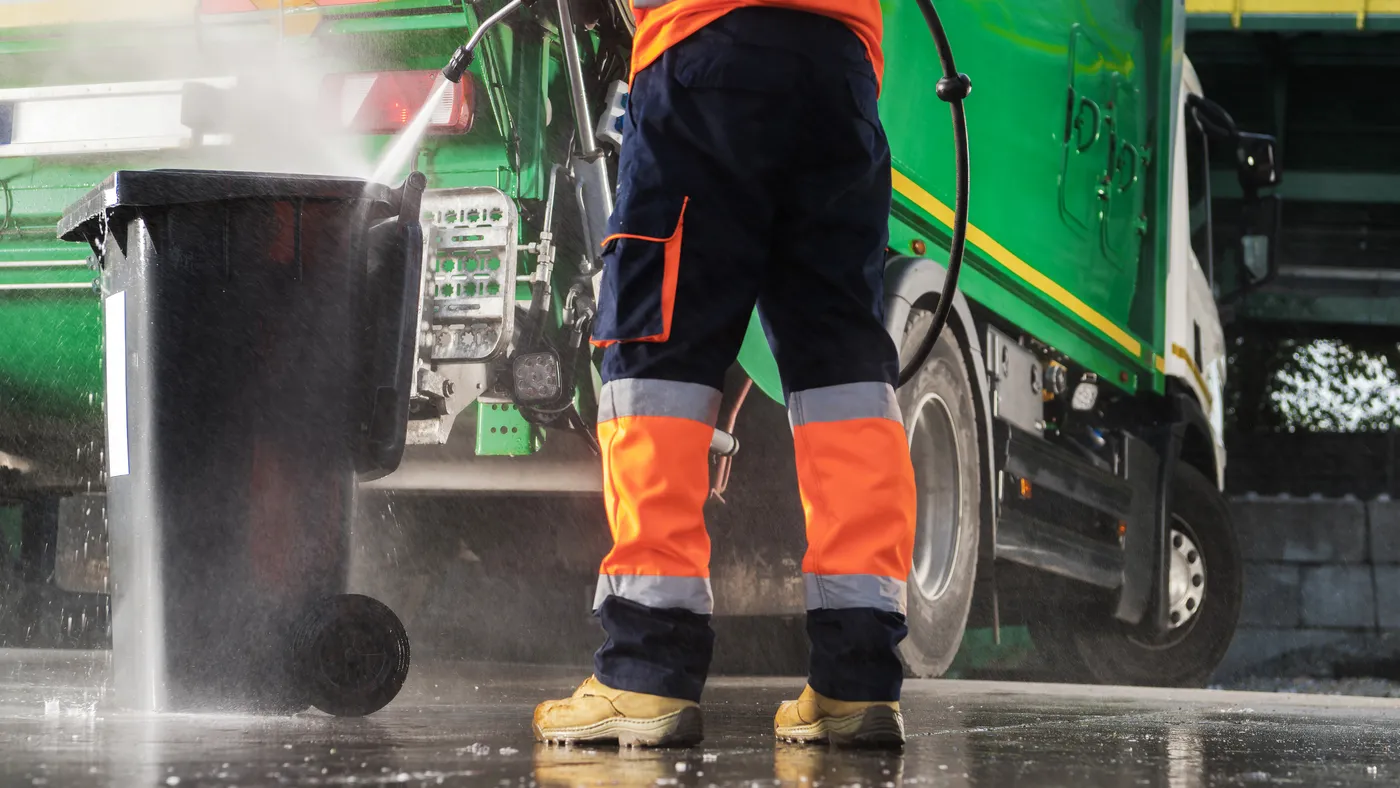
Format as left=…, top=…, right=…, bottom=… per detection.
left=58, top=169, right=426, bottom=716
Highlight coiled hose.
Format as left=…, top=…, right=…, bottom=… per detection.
left=897, top=0, right=972, bottom=387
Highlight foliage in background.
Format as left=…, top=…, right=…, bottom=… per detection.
left=1227, top=336, right=1400, bottom=433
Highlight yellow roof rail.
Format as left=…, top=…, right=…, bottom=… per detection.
left=1186, top=0, right=1400, bottom=29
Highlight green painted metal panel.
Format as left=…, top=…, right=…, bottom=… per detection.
left=944, top=625, right=1036, bottom=677
left=886, top=216, right=1148, bottom=391
left=318, top=11, right=471, bottom=35
left=0, top=243, right=100, bottom=424
left=1149, top=0, right=1186, bottom=398
left=736, top=311, right=783, bottom=403
left=879, top=0, right=1174, bottom=392
left=475, top=401, right=536, bottom=456
left=0, top=291, right=100, bottom=422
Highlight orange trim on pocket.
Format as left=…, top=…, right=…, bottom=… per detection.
left=590, top=197, right=689, bottom=348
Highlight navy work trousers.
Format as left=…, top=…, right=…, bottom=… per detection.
left=591, top=7, right=912, bottom=704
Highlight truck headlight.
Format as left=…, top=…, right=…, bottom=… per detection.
left=512, top=351, right=563, bottom=405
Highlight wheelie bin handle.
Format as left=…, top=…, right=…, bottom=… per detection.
left=361, top=171, right=427, bottom=479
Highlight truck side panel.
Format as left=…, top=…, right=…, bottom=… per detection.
left=881, top=0, right=1177, bottom=391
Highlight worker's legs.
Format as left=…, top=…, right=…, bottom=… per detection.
left=757, top=25, right=917, bottom=707
left=585, top=19, right=816, bottom=704
left=535, top=7, right=912, bottom=746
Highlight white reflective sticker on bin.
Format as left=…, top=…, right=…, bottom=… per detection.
left=104, top=291, right=130, bottom=478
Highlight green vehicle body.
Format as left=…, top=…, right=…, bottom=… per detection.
left=2, top=0, right=1175, bottom=433
left=2, top=0, right=1278, bottom=679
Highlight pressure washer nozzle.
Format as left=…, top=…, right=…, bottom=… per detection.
left=442, top=45, right=473, bottom=83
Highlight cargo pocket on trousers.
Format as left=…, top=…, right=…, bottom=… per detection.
left=591, top=196, right=689, bottom=347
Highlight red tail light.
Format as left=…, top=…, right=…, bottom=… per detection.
left=321, top=71, right=474, bottom=135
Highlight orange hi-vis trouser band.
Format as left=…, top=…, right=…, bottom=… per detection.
left=595, top=378, right=916, bottom=616
left=595, top=378, right=721, bottom=615
left=790, top=381, right=916, bottom=613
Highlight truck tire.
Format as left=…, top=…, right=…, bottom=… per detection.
left=897, top=312, right=982, bottom=678
left=1029, top=462, right=1242, bottom=686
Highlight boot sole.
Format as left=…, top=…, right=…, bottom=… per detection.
left=775, top=706, right=905, bottom=749
left=534, top=706, right=703, bottom=748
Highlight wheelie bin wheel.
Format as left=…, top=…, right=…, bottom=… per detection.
left=294, top=594, right=410, bottom=717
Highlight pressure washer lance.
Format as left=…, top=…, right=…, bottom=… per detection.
left=442, top=0, right=540, bottom=83
left=898, top=0, right=972, bottom=387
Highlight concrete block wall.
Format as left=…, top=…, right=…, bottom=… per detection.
left=1216, top=496, right=1400, bottom=678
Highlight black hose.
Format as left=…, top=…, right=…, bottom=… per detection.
left=897, top=0, right=972, bottom=388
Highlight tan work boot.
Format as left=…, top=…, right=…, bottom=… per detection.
left=533, top=676, right=703, bottom=748
left=774, top=685, right=904, bottom=748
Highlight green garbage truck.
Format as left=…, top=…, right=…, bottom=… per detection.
left=0, top=0, right=1280, bottom=684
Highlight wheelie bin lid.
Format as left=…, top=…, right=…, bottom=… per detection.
left=58, top=169, right=392, bottom=244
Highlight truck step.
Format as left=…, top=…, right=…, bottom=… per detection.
left=995, top=509, right=1124, bottom=590
left=1002, top=425, right=1133, bottom=519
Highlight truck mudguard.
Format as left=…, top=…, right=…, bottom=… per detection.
left=884, top=254, right=998, bottom=557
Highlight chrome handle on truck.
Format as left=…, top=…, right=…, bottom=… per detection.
left=0, top=282, right=92, bottom=292
left=0, top=260, right=93, bottom=292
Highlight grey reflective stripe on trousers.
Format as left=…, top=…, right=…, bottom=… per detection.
left=595, top=574, right=715, bottom=615
left=631, top=0, right=675, bottom=7
left=788, top=382, right=903, bottom=428
left=598, top=378, right=723, bottom=424
left=805, top=573, right=908, bottom=614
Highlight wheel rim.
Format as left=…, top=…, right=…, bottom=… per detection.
left=908, top=393, right=962, bottom=602
left=1166, top=518, right=1206, bottom=630
left=1126, top=515, right=1206, bottom=650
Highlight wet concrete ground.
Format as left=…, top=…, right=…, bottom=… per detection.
left=5, top=649, right=1400, bottom=787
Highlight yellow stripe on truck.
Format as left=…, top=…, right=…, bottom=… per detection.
left=891, top=168, right=1144, bottom=359
left=1171, top=343, right=1213, bottom=409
